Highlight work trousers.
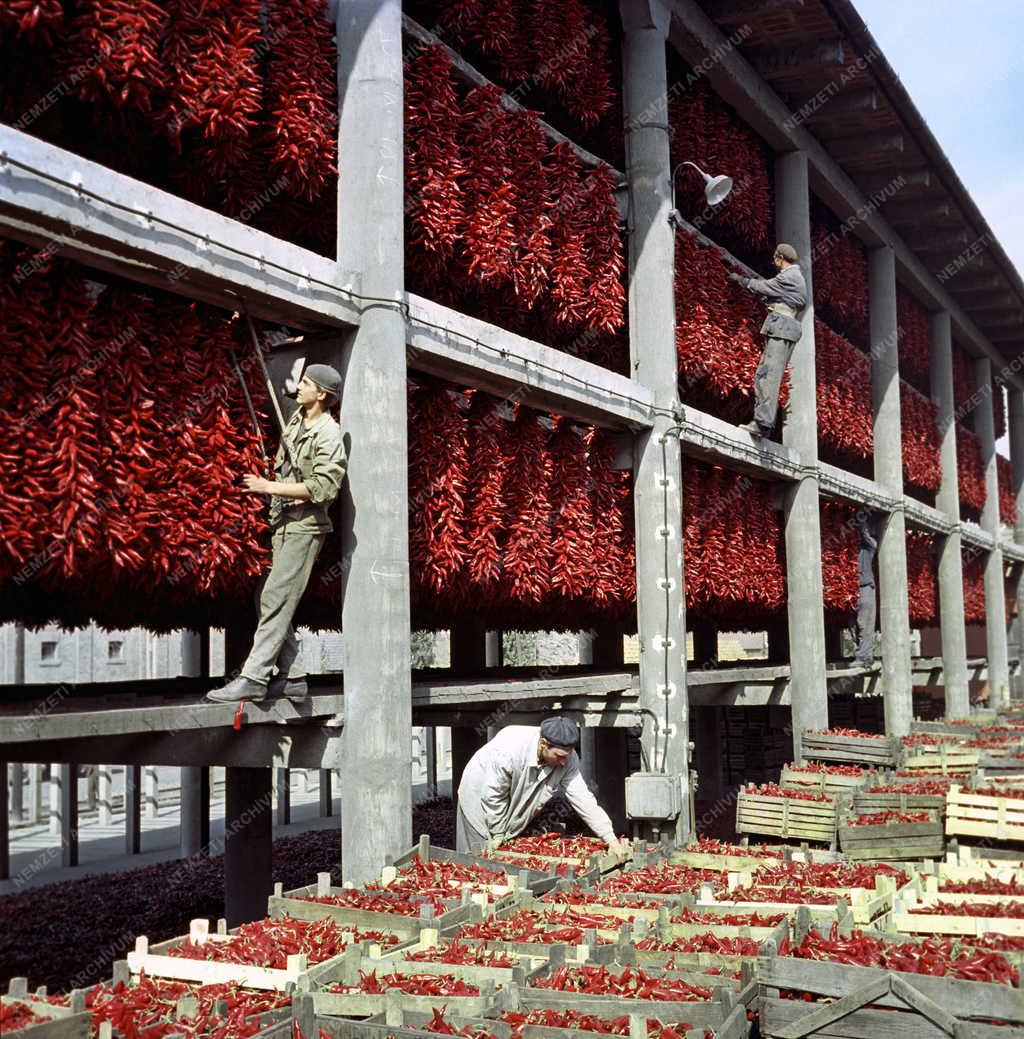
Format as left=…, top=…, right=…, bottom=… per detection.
left=455, top=806, right=489, bottom=854
left=241, top=528, right=326, bottom=684
left=753, top=336, right=795, bottom=432
left=855, top=582, right=877, bottom=663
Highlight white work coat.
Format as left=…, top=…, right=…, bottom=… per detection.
left=457, top=725, right=615, bottom=843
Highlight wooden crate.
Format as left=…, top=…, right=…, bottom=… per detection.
left=901, top=746, right=979, bottom=775
left=837, top=813, right=945, bottom=861
left=735, top=790, right=838, bottom=846
left=946, top=784, right=1024, bottom=843
left=393, top=837, right=559, bottom=895
left=755, top=942, right=1024, bottom=1038
left=779, top=765, right=870, bottom=796
left=892, top=889, right=1024, bottom=937
left=800, top=731, right=900, bottom=768
left=1, top=984, right=90, bottom=1039
left=851, top=790, right=946, bottom=816
left=268, top=873, right=486, bottom=937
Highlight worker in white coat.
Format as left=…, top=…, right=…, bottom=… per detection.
left=456, top=716, right=629, bottom=856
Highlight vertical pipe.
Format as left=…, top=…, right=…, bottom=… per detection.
left=869, top=246, right=913, bottom=736
left=336, top=0, right=412, bottom=884
left=1010, top=389, right=1024, bottom=680
left=620, top=0, right=689, bottom=843
left=60, top=763, right=78, bottom=868
left=776, top=149, right=829, bottom=754
left=319, top=769, right=333, bottom=817
left=125, top=764, right=141, bottom=855
left=425, top=728, right=438, bottom=795
left=48, top=763, right=60, bottom=836
left=930, top=312, right=970, bottom=716
left=975, top=357, right=1010, bottom=704
left=180, top=766, right=207, bottom=858
left=0, top=762, right=9, bottom=881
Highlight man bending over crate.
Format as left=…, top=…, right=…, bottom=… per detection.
left=456, top=715, right=629, bottom=857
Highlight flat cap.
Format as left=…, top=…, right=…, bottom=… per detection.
left=305, top=363, right=342, bottom=400
left=774, top=243, right=798, bottom=262
left=540, top=716, right=579, bottom=748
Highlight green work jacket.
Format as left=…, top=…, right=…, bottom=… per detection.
left=269, top=410, right=347, bottom=533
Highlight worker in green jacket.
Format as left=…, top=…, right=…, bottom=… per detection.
left=207, top=364, right=347, bottom=704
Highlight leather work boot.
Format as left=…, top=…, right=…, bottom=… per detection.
left=739, top=421, right=767, bottom=437
left=269, top=675, right=309, bottom=702
left=206, top=675, right=267, bottom=703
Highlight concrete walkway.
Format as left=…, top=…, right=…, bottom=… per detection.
left=3, top=772, right=451, bottom=895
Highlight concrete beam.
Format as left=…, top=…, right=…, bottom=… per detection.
left=904, top=497, right=956, bottom=536
left=664, top=0, right=1024, bottom=391
left=777, top=150, right=829, bottom=757
left=406, top=294, right=654, bottom=430
left=884, top=200, right=952, bottom=226
left=819, top=462, right=899, bottom=512
left=621, top=0, right=689, bottom=843
left=0, top=124, right=361, bottom=330
left=930, top=311, right=970, bottom=717
left=870, top=246, right=913, bottom=735
left=954, top=274, right=1006, bottom=293
left=826, top=133, right=905, bottom=164
left=857, top=170, right=933, bottom=196
left=911, top=229, right=971, bottom=253
left=749, top=41, right=847, bottom=82
left=801, top=88, right=879, bottom=123
left=336, top=0, right=413, bottom=885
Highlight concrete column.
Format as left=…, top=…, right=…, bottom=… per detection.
left=0, top=763, right=8, bottom=880
left=335, top=0, right=413, bottom=885
left=975, top=357, right=1010, bottom=704
left=451, top=727, right=484, bottom=813
left=319, top=770, right=333, bottom=817
left=97, top=766, right=113, bottom=826
left=930, top=311, right=970, bottom=716
left=59, top=763, right=78, bottom=867
left=8, top=763, right=23, bottom=821
left=1010, top=389, right=1024, bottom=674
left=224, top=767, right=273, bottom=926
left=425, top=727, right=438, bottom=794
left=275, top=768, right=291, bottom=826
left=621, top=0, right=689, bottom=843
left=143, top=765, right=159, bottom=819
left=485, top=631, right=502, bottom=668
left=125, top=764, right=141, bottom=854
left=776, top=149, right=829, bottom=753
left=579, top=727, right=599, bottom=789
left=180, top=766, right=210, bottom=858
left=869, top=246, right=913, bottom=736
left=48, top=763, right=60, bottom=836
left=27, top=764, right=43, bottom=824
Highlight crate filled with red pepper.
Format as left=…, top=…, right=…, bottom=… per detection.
left=894, top=892, right=1024, bottom=939
left=779, top=763, right=871, bottom=797
left=447, top=904, right=622, bottom=951
left=126, top=916, right=391, bottom=991
left=484, top=834, right=630, bottom=876
left=837, top=808, right=945, bottom=861
left=756, top=924, right=1024, bottom=1037
left=368, top=857, right=519, bottom=901
left=368, top=936, right=535, bottom=989
left=735, top=785, right=839, bottom=847
left=0, top=987, right=88, bottom=1039
left=496, top=1007, right=711, bottom=1039
left=800, top=729, right=900, bottom=768
left=311, top=966, right=498, bottom=1018
left=852, top=777, right=950, bottom=819
left=392, top=839, right=561, bottom=896
left=268, top=872, right=480, bottom=938
left=945, top=785, right=1024, bottom=846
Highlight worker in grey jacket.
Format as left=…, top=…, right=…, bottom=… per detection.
left=729, top=243, right=807, bottom=438
left=456, top=716, right=629, bottom=857
left=853, top=511, right=878, bottom=666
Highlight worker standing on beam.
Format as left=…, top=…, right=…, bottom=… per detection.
left=853, top=511, right=878, bottom=667
left=456, top=716, right=629, bottom=856
left=729, top=243, right=807, bottom=439
left=207, top=364, right=346, bottom=704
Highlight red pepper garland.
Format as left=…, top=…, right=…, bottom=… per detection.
left=507, top=108, right=554, bottom=307
left=811, top=207, right=869, bottom=348
left=998, top=455, right=1016, bottom=525
left=820, top=501, right=859, bottom=614
left=548, top=420, right=597, bottom=603
left=906, top=530, right=938, bottom=625
left=669, top=81, right=773, bottom=259
left=0, top=0, right=64, bottom=44
left=900, top=381, right=942, bottom=498
left=261, top=0, right=338, bottom=202
left=815, top=318, right=873, bottom=466
left=586, top=428, right=633, bottom=616
left=897, top=290, right=932, bottom=396
left=957, top=425, right=987, bottom=516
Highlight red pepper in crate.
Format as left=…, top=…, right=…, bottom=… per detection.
left=550, top=886, right=655, bottom=910
left=807, top=727, right=885, bottom=738
left=1, top=1003, right=53, bottom=1033
left=502, top=833, right=607, bottom=858
left=672, top=907, right=786, bottom=926
left=786, top=762, right=864, bottom=776
left=848, top=810, right=931, bottom=825
left=744, top=784, right=831, bottom=802
left=972, top=786, right=1024, bottom=801
left=424, top=1007, right=501, bottom=1039
left=688, top=838, right=783, bottom=858
left=636, top=933, right=762, bottom=956
left=867, top=778, right=952, bottom=795
left=306, top=889, right=449, bottom=917
left=599, top=864, right=724, bottom=896
left=408, top=940, right=517, bottom=968
left=501, top=1009, right=695, bottom=1038
left=330, top=972, right=480, bottom=997
left=909, top=901, right=1024, bottom=919
left=531, top=964, right=713, bottom=1002
left=749, top=861, right=908, bottom=889
left=941, top=877, right=1024, bottom=896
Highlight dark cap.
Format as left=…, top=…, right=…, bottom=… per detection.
left=540, top=716, right=579, bottom=748
left=774, top=243, right=798, bottom=262
left=305, top=363, right=342, bottom=401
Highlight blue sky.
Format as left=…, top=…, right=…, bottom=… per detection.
left=852, top=0, right=1024, bottom=275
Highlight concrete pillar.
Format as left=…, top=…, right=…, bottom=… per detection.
left=48, top=763, right=60, bottom=836
left=621, top=0, right=689, bottom=843
left=275, top=768, right=291, bottom=826
left=975, top=357, right=1011, bottom=704
left=451, top=727, right=484, bottom=813
left=1010, top=389, right=1024, bottom=674
left=125, top=764, right=141, bottom=854
left=8, top=763, right=23, bottom=821
left=180, top=766, right=210, bottom=858
left=27, top=764, right=43, bottom=824
left=930, top=312, right=970, bottom=716
left=97, top=766, right=113, bottom=826
left=59, top=763, right=78, bottom=867
left=425, top=727, right=438, bottom=794
left=776, top=149, right=829, bottom=753
left=579, top=727, right=599, bottom=789
left=335, top=0, right=413, bottom=885
left=224, top=767, right=273, bottom=926
left=0, top=763, right=8, bottom=880
left=869, top=246, right=913, bottom=736
left=319, top=770, right=333, bottom=816
left=143, top=765, right=159, bottom=819
left=485, top=631, right=502, bottom=668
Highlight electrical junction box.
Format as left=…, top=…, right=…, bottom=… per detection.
left=625, top=772, right=686, bottom=820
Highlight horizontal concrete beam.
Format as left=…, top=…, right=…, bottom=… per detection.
left=826, top=132, right=904, bottom=164
left=802, top=87, right=879, bottom=123
left=904, top=497, right=956, bottom=535
left=0, top=125, right=362, bottom=330
left=406, top=293, right=654, bottom=429
left=885, top=200, right=952, bottom=225
left=679, top=405, right=805, bottom=481
left=411, top=669, right=639, bottom=708
left=819, top=462, right=898, bottom=511
left=750, top=40, right=846, bottom=81
left=961, top=521, right=996, bottom=551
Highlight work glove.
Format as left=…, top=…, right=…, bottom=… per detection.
left=727, top=271, right=746, bottom=285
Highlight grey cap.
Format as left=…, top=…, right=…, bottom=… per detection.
left=775, top=243, right=798, bottom=262
left=305, top=363, right=342, bottom=401
left=540, top=716, right=579, bottom=748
